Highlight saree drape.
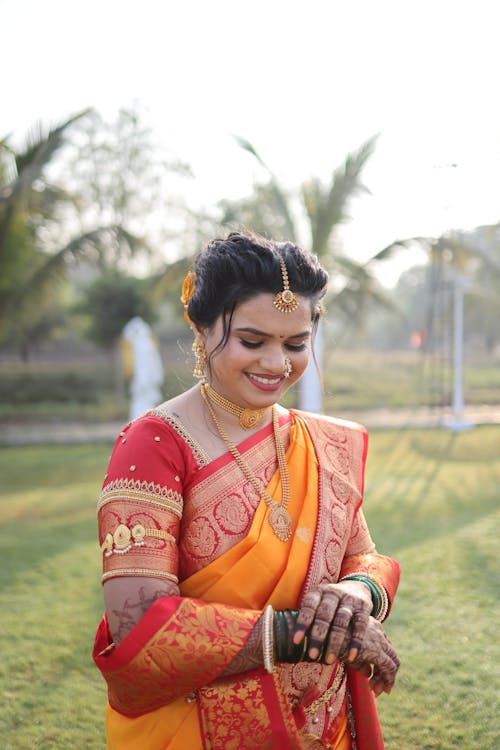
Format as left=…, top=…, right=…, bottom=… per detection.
left=93, top=411, right=400, bottom=750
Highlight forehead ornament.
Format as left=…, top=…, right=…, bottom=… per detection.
left=273, top=256, right=299, bottom=313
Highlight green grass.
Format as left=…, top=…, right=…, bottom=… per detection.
left=364, top=428, right=500, bottom=749
left=0, top=444, right=108, bottom=749
left=0, top=428, right=499, bottom=749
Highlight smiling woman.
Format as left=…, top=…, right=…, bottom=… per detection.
left=92, top=231, right=400, bottom=750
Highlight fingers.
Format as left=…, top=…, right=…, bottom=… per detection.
left=296, top=588, right=342, bottom=660
left=294, top=584, right=371, bottom=664
left=323, top=604, right=355, bottom=663
left=324, top=599, right=371, bottom=664
left=350, top=621, right=400, bottom=695
left=371, top=649, right=399, bottom=691
left=346, top=604, right=371, bottom=662
left=292, top=586, right=399, bottom=688
left=293, top=586, right=339, bottom=644
left=293, top=588, right=327, bottom=644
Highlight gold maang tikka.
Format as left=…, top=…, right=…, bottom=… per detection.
left=273, top=256, right=299, bottom=313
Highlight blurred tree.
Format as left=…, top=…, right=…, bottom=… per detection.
left=78, top=271, right=156, bottom=350
left=385, top=228, right=500, bottom=353
left=63, top=106, right=192, bottom=273
left=76, top=270, right=159, bottom=398
left=0, top=111, right=140, bottom=359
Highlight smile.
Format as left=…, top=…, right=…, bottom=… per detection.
left=247, top=373, right=283, bottom=386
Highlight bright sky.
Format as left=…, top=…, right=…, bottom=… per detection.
left=4, top=0, right=500, bottom=284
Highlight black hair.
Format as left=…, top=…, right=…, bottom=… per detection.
left=187, top=232, right=328, bottom=353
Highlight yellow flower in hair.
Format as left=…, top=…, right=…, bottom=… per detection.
left=180, top=271, right=196, bottom=325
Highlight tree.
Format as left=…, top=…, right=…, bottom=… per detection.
left=0, top=111, right=140, bottom=359
left=78, top=271, right=157, bottom=351
left=218, top=137, right=399, bottom=409
left=221, top=136, right=397, bottom=326
left=62, top=106, right=192, bottom=274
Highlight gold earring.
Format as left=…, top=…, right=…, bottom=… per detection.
left=192, top=341, right=207, bottom=379
left=284, top=357, right=292, bottom=379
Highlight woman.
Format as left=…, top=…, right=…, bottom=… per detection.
left=93, top=232, right=400, bottom=750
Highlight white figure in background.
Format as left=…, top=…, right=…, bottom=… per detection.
left=121, top=317, right=164, bottom=420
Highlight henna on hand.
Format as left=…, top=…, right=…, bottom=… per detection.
left=293, top=582, right=372, bottom=664
left=345, top=617, right=400, bottom=695
left=221, top=617, right=265, bottom=677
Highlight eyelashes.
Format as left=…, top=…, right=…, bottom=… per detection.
left=239, top=339, right=307, bottom=352
left=239, top=339, right=261, bottom=349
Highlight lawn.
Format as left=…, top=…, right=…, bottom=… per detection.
left=0, top=427, right=498, bottom=749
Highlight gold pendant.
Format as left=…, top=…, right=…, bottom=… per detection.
left=240, top=408, right=263, bottom=430
left=268, top=505, right=293, bottom=542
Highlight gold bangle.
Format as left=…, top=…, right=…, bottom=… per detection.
left=262, top=604, right=275, bottom=674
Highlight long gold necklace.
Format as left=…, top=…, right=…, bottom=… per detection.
left=201, top=383, right=293, bottom=542
left=203, top=383, right=265, bottom=430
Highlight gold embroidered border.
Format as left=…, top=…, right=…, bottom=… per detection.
left=98, top=478, right=183, bottom=516
left=149, top=406, right=211, bottom=467
left=101, top=569, right=179, bottom=584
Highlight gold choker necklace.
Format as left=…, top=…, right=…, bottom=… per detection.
left=201, top=383, right=292, bottom=542
left=203, top=383, right=265, bottom=430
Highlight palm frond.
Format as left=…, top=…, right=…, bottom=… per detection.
left=234, top=135, right=297, bottom=240
left=369, top=237, right=432, bottom=262
left=0, top=109, right=91, bottom=206
left=0, top=110, right=92, bottom=257
left=3, top=225, right=141, bottom=312
left=330, top=254, right=399, bottom=318
left=305, top=135, right=378, bottom=257
left=233, top=136, right=269, bottom=170
left=301, top=178, right=323, bottom=233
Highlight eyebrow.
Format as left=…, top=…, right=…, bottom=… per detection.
left=235, top=326, right=311, bottom=339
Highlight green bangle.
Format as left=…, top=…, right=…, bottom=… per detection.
left=273, top=609, right=308, bottom=663
left=273, top=610, right=286, bottom=662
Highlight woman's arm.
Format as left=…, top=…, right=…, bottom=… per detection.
left=104, top=575, right=268, bottom=675
left=103, top=576, right=180, bottom=645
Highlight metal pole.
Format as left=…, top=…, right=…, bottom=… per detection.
left=443, top=271, right=473, bottom=431
left=452, top=279, right=464, bottom=420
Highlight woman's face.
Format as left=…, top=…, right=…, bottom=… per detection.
left=199, top=293, right=314, bottom=408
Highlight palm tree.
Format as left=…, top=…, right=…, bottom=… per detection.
left=0, top=111, right=141, bottom=358
left=223, top=136, right=398, bottom=409
left=220, top=136, right=406, bottom=355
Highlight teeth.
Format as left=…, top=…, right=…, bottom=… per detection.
left=249, top=374, right=281, bottom=385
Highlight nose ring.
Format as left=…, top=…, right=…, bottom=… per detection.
left=284, top=357, right=292, bottom=379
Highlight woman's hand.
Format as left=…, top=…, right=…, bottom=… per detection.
left=293, top=580, right=372, bottom=664
left=343, top=616, right=400, bottom=696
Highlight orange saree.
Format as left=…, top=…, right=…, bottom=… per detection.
left=93, top=409, right=400, bottom=750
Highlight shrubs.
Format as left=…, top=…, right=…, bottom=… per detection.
left=0, top=367, right=116, bottom=405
